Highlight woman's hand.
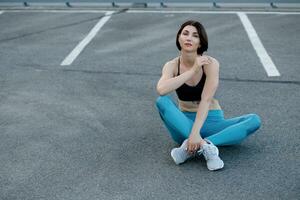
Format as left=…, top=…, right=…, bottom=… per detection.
left=192, top=56, right=211, bottom=73
left=187, top=132, right=204, bottom=154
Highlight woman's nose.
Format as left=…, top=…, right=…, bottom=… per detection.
left=186, top=35, right=192, bottom=40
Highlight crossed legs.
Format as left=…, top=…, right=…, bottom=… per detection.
left=156, top=96, right=261, bottom=146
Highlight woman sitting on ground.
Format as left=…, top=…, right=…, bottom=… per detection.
left=156, top=20, right=261, bottom=171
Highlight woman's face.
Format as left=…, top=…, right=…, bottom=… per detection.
left=178, top=25, right=200, bottom=53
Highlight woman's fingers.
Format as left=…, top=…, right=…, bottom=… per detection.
left=203, top=57, right=211, bottom=65
left=197, top=56, right=211, bottom=66
left=207, top=58, right=212, bottom=64
left=193, top=56, right=212, bottom=73
left=187, top=143, right=201, bottom=154
left=187, top=144, right=193, bottom=154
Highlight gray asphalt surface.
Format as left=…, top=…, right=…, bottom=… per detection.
left=0, top=5, right=299, bottom=200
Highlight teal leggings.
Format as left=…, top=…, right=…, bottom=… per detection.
left=156, top=96, right=261, bottom=146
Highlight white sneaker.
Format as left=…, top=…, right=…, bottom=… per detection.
left=199, top=139, right=224, bottom=171
left=171, top=139, right=194, bottom=165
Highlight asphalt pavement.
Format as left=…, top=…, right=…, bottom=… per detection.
left=0, top=3, right=299, bottom=200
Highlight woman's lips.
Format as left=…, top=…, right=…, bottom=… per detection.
left=184, top=43, right=192, bottom=47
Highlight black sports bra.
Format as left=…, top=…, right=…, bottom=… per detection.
left=175, top=58, right=206, bottom=101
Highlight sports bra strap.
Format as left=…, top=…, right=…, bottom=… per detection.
left=177, top=57, right=180, bottom=75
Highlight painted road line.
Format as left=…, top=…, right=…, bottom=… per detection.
left=237, top=12, right=280, bottom=77
left=61, top=11, right=113, bottom=66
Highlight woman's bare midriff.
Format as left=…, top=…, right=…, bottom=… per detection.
left=178, top=98, right=222, bottom=112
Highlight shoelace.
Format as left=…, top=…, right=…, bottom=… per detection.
left=202, top=145, right=218, bottom=160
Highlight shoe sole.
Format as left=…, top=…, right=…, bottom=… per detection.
left=170, top=149, right=182, bottom=165
left=208, top=161, right=224, bottom=171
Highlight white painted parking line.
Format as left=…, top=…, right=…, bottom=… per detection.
left=61, top=11, right=113, bottom=66
left=237, top=12, right=280, bottom=77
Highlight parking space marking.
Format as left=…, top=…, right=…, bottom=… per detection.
left=237, top=12, right=280, bottom=77
left=61, top=11, right=113, bottom=66
left=2, top=9, right=297, bottom=75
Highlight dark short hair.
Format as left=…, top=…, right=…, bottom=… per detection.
left=176, top=20, right=208, bottom=55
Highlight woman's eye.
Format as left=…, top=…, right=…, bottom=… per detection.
left=193, top=35, right=199, bottom=38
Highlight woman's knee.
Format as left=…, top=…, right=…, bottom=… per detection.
left=156, top=96, right=173, bottom=112
left=246, top=113, right=261, bottom=133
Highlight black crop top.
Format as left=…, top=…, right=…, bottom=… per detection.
left=175, top=58, right=206, bottom=101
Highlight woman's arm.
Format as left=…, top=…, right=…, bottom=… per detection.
left=187, top=57, right=220, bottom=153
left=156, top=60, right=195, bottom=96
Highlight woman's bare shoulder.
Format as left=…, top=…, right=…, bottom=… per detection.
left=203, top=55, right=219, bottom=70
left=162, top=57, right=179, bottom=75
left=164, top=57, right=179, bottom=67
left=206, top=56, right=219, bottom=67
left=205, top=55, right=218, bottom=64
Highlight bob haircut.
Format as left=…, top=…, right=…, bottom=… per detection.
left=176, top=20, right=208, bottom=55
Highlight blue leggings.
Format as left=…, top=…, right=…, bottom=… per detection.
left=156, top=96, right=261, bottom=146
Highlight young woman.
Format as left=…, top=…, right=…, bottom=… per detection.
left=156, top=20, right=261, bottom=171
